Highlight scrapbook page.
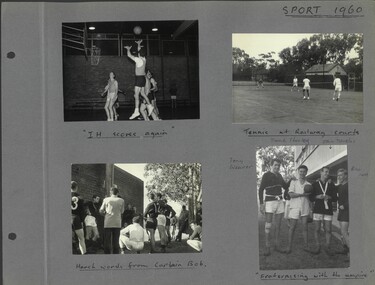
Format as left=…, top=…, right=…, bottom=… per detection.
left=2, top=1, right=375, bottom=284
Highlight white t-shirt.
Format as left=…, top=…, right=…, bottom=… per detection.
left=288, top=180, right=311, bottom=211
left=293, top=78, right=298, bottom=85
left=303, top=78, right=310, bottom=88
left=333, top=78, right=342, bottom=87
left=120, top=223, right=144, bottom=242
left=100, top=196, right=125, bottom=228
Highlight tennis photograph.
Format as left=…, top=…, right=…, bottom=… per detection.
left=63, top=20, right=199, bottom=121
left=233, top=33, right=363, bottom=124
left=256, top=145, right=350, bottom=270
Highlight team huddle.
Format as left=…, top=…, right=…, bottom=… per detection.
left=259, top=159, right=349, bottom=257
left=71, top=181, right=202, bottom=255
left=101, top=40, right=161, bottom=121
left=290, top=74, right=343, bottom=101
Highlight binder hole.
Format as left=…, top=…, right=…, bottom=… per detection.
left=7, top=52, right=16, bottom=59
left=8, top=233, right=17, bottom=240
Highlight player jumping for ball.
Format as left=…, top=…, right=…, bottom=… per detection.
left=291, top=75, right=299, bottom=92
left=302, top=76, right=310, bottom=100
left=333, top=74, right=342, bottom=101
left=125, top=40, right=154, bottom=120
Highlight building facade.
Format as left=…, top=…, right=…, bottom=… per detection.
left=294, top=145, right=348, bottom=182
left=71, top=164, right=144, bottom=214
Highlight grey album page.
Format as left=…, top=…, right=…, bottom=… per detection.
left=2, top=1, right=375, bottom=285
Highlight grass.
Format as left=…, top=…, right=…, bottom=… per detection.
left=258, top=215, right=350, bottom=270
left=233, top=82, right=363, bottom=124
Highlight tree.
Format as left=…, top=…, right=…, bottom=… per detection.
left=144, top=163, right=202, bottom=204
left=256, top=146, right=295, bottom=186
left=278, top=33, right=362, bottom=73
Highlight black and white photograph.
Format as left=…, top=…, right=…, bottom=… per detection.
left=233, top=33, right=363, bottom=123
left=63, top=20, right=199, bottom=121
left=71, top=163, right=202, bottom=255
left=256, top=145, right=349, bottom=270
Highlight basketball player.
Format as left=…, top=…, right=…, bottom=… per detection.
left=144, top=193, right=158, bottom=253
left=258, top=159, right=289, bottom=256
left=71, top=181, right=88, bottom=255
left=139, top=70, right=161, bottom=120
left=310, top=167, right=338, bottom=255
left=146, top=70, right=160, bottom=117
left=285, top=165, right=311, bottom=254
left=102, top=72, right=118, bottom=121
left=302, top=76, right=310, bottom=99
left=291, top=75, right=299, bottom=92
left=124, top=40, right=154, bottom=119
left=336, top=168, right=349, bottom=255
left=333, top=74, right=342, bottom=101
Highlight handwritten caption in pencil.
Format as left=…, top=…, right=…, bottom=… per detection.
left=282, top=4, right=363, bottom=18
left=76, top=260, right=206, bottom=272
left=83, top=129, right=168, bottom=139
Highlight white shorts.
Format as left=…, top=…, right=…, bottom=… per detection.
left=107, top=92, right=117, bottom=101
left=157, top=214, right=166, bottom=227
left=303, top=86, right=310, bottom=90
left=265, top=200, right=284, bottom=214
left=313, top=213, right=333, bottom=221
left=335, top=86, right=342, bottom=92
left=289, top=207, right=310, bottom=220
left=119, top=236, right=144, bottom=251
left=293, top=83, right=298, bottom=87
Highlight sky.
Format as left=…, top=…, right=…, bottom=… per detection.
left=115, top=163, right=183, bottom=215
left=232, top=33, right=358, bottom=62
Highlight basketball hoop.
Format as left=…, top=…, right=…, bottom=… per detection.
left=90, top=46, right=101, bottom=65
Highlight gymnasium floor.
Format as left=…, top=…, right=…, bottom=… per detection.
left=233, top=82, right=363, bottom=124
left=65, top=104, right=200, bottom=121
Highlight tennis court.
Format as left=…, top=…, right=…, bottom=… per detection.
left=233, top=82, right=363, bottom=124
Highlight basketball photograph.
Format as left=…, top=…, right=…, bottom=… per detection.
left=233, top=33, right=363, bottom=123
left=63, top=20, right=199, bottom=121
left=256, top=145, right=350, bottom=270
left=71, top=163, right=202, bottom=255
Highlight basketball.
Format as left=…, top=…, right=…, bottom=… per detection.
left=304, top=184, right=313, bottom=194
left=133, top=26, right=142, bottom=35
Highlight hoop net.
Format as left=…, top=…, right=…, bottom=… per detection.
left=90, top=46, right=101, bottom=65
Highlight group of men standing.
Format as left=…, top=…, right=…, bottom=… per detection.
left=259, top=159, right=349, bottom=257
left=71, top=181, right=201, bottom=254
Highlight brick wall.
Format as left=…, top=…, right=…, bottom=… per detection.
left=63, top=55, right=199, bottom=108
left=71, top=164, right=143, bottom=213
left=71, top=164, right=107, bottom=200
left=113, top=166, right=144, bottom=215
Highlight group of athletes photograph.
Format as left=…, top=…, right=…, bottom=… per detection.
left=71, top=182, right=202, bottom=255
left=256, top=145, right=350, bottom=270
left=99, top=40, right=161, bottom=122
